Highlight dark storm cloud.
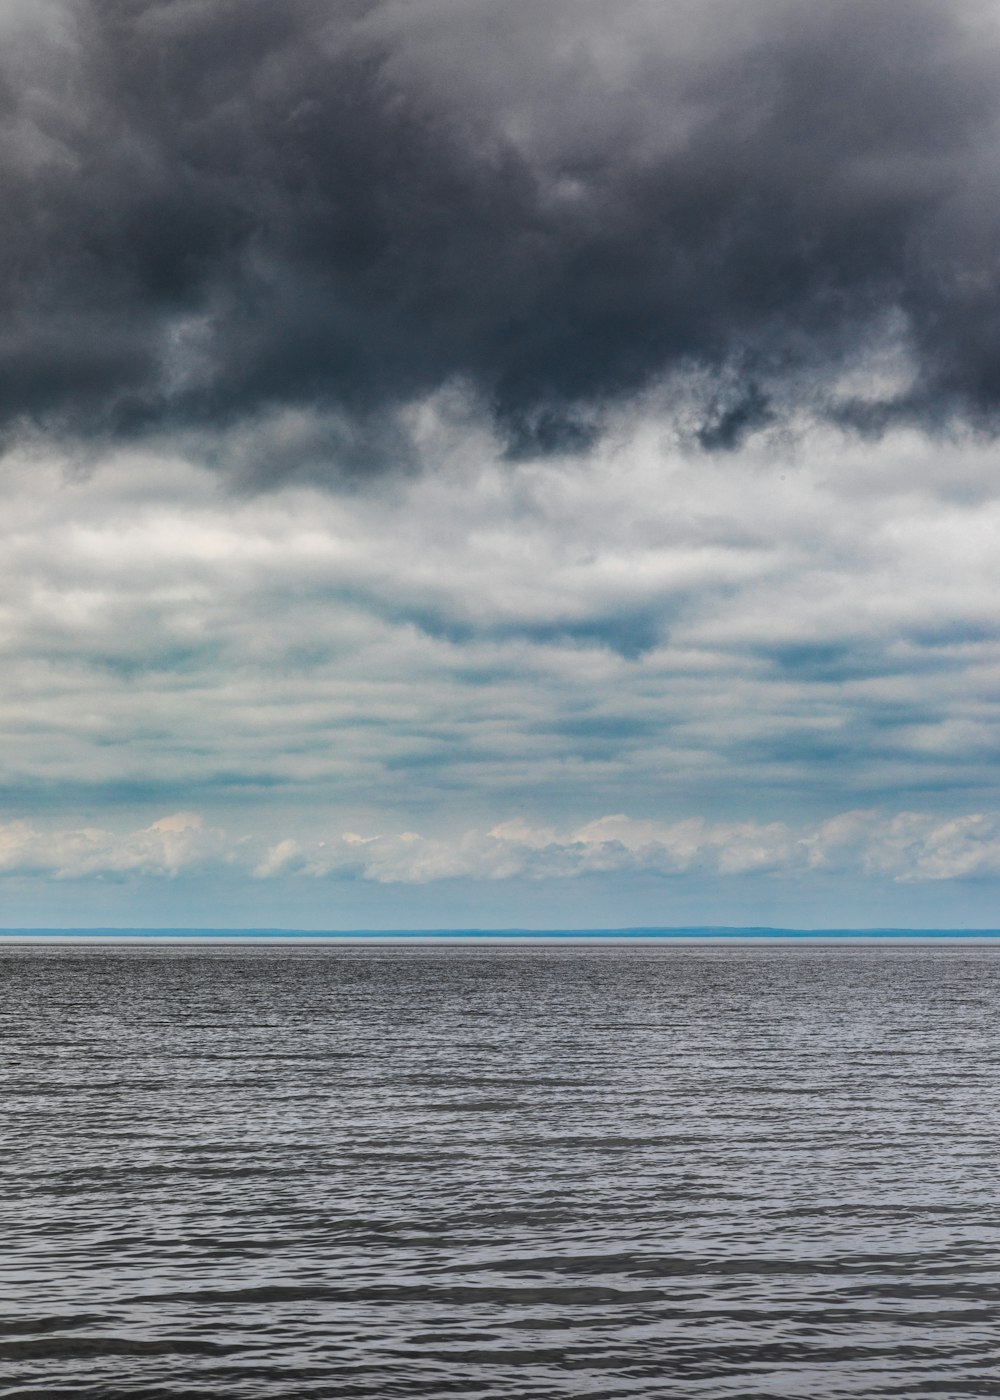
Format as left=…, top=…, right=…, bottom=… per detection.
left=4, top=0, right=1000, bottom=474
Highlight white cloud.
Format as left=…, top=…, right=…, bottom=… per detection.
left=235, top=808, right=1000, bottom=885
left=0, top=812, right=226, bottom=880
left=3, top=807, right=995, bottom=886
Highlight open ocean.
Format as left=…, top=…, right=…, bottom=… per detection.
left=2, top=940, right=999, bottom=1398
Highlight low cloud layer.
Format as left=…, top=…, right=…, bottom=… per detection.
left=257, top=810, right=1000, bottom=885
left=6, top=807, right=1000, bottom=887
left=5, top=1, right=1000, bottom=474
left=0, top=811, right=225, bottom=879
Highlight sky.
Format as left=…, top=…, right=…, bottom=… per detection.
left=4, top=0, right=1000, bottom=928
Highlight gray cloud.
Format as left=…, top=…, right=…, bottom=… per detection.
left=2, top=417, right=1000, bottom=825
left=4, top=0, right=1000, bottom=476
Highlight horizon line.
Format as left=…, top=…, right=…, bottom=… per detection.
left=3, top=926, right=1000, bottom=942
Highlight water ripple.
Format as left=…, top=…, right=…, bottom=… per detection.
left=2, top=944, right=999, bottom=1397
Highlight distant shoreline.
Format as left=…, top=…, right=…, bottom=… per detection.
left=3, top=928, right=1000, bottom=945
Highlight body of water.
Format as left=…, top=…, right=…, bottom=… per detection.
left=2, top=943, right=998, bottom=1397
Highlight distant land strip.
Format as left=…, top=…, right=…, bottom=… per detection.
left=2, top=928, right=1000, bottom=942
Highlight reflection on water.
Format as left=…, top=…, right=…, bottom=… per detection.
left=2, top=944, right=999, bottom=1397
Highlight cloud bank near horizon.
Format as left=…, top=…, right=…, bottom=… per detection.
left=5, top=0, right=1000, bottom=476
left=6, top=807, right=1000, bottom=886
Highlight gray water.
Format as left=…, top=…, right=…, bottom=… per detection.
left=2, top=943, right=999, bottom=1398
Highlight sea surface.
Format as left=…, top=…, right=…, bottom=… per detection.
left=2, top=942, right=999, bottom=1398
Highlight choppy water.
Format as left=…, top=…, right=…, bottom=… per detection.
left=2, top=943, right=999, bottom=1399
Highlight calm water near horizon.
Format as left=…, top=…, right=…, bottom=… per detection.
left=2, top=943, right=999, bottom=1398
